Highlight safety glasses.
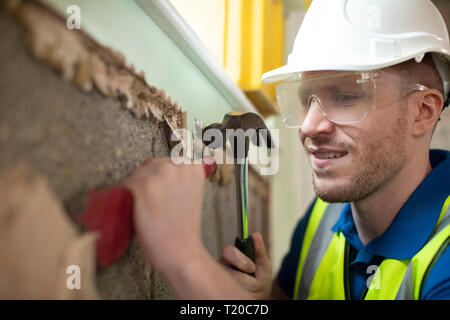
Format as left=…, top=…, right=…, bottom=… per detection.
left=275, top=71, right=429, bottom=129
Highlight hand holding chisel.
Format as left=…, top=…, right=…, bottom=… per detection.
left=78, top=158, right=216, bottom=267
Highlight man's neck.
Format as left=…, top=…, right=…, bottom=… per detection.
left=350, top=154, right=432, bottom=246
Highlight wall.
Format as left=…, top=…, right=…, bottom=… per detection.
left=43, top=0, right=258, bottom=130
left=0, top=0, right=270, bottom=299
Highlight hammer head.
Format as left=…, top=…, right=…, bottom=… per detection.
left=203, top=112, right=275, bottom=150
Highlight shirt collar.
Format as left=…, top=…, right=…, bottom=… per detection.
left=332, top=149, right=450, bottom=264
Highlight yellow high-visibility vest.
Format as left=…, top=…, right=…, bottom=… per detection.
left=294, top=196, right=450, bottom=300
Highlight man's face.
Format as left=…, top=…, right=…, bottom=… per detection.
left=298, top=70, right=411, bottom=203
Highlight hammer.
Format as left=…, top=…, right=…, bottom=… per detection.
left=203, top=112, right=274, bottom=270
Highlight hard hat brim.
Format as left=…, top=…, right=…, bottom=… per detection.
left=261, top=49, right=450, bottom=85
left=261, top=60, right=393, bottom=84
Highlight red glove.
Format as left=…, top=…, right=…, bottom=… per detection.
left=78, top=159, right=217, bottom=267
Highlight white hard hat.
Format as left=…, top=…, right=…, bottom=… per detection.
left=262, top=0, right=450, bottom=105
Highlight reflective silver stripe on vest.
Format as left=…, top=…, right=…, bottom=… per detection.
left=296, top=202, right=345, bottom=300
left=395, top=204, right=450, bottom=300
left=394, top=260, right=414, bottom=300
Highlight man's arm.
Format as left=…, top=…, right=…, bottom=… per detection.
left=219, top=232, right=274, bottom=299
left=124, top=157, right=253, bottom=299
left=219, top=198, right=316, bottom=300
left=218, top=242, right=291, bottom=300
left=162, top=245, right=253, bottom=299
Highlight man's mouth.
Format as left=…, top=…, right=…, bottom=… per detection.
left=314, top=151, right=348, bottom=159
left=307, top=147, right=349, bottom=168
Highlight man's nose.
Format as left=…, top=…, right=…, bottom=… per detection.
left=299, top=98, right=334, bottom=137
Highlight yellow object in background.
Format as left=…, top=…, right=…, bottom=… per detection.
left=170, top=0, right=284, bottom=117
left=229, top=0, right=284, bottom=116
left=304, top=0, right=312, bottom=10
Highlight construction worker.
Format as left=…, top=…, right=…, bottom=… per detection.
left=125, top=0, right=450, bottom=299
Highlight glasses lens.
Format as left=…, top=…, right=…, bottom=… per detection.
left=275, top=72, right=376, bottom=128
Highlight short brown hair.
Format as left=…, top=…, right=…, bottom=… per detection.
left=388, top=53, right=445, bottom=137
left=388, top=53, right=444, bottom=97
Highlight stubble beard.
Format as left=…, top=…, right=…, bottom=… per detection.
left=311, top=114, right=409, bottom=203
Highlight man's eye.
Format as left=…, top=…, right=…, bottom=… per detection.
left=300, top=96, right=310, bottom=106
left=298, top=92, right=311, bottom=107
left=334, top=94, right=363, bottom=104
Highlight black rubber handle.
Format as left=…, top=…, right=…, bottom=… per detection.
left=234, top=236, right=255, bottom=277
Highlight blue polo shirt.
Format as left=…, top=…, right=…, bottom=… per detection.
left=277, top=149, right=450, bottom=300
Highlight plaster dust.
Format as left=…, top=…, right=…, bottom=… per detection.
left=0, top=1, right=270, bottom=299
left=5, top=0, right=186, bottom=132
left=0, top=6, right=167, bottom=298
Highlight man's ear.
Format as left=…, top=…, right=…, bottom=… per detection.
left=411, top=89, right=444, bottom=137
